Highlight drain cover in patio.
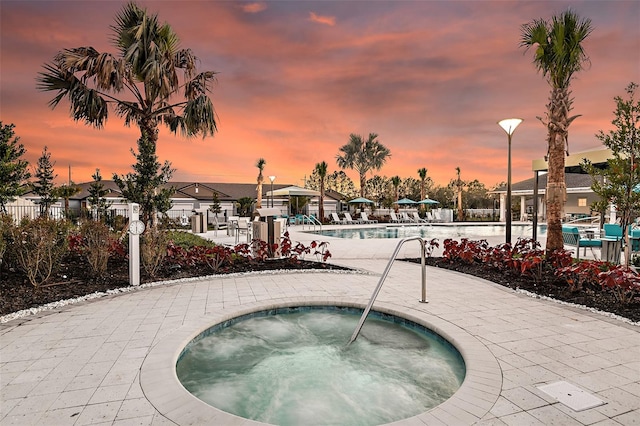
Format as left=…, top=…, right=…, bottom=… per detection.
left=537, top=381, right=605, bottom=412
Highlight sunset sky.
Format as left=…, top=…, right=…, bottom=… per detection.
left=1, top=0, right=638, bottom=190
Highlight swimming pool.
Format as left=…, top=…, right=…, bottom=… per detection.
left=308, top=224, right=547, bottom=240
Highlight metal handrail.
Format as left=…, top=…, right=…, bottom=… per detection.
left=347, top=236, right=428, bottom=345
left=300, top=214, right=322, bottom=232
left=566, top=215, right=601, bottom=225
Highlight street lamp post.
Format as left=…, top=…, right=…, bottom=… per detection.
left=269, top=175, right=276, bottom=208
left=498, top=118, right=523, bottom=244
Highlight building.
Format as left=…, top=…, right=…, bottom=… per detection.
left=492, top=148, right=611, bottom=222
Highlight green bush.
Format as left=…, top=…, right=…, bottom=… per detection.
left=141, top=227, right=169, bottom=277
left=78, top=220, right=112, bottom=278
left=14, top=217, right=70, bottom=287
left=167, top=230, right=215, bottom=249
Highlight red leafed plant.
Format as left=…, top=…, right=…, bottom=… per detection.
left=598, top=266, right=640, bottom=304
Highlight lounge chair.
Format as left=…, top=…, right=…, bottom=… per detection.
left=330, top=212, right=344, bottom=225
left=400, top=212, right=413, bottom=223
left=426, top=211, right=434, bottom=222
left=412, top=212, right=428, bottom=224
left=389, top=212, right=402, bottom=223
left=360, top=212, right=377, bottom=224
left=433, top=210, right=444, bottom=223
left=343, top=213, right=362, bottom=224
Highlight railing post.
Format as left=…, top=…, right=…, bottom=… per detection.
left=420, top=240, right=428, bottom=303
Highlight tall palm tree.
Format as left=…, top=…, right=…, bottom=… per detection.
left=455, top=167, right=464, bottom=221
left=520, top=9, right=593, bottom=253
left=315, top=161, right=328, bottom=222
left=391, top=175, right=401, bottom=211
left=37, top=2, right=218, bottom=163
left=336, top=133, right=391, bottom=197
left=255, top=158, right=266, bottom=209
left=418, top=167, right=428, bottom=204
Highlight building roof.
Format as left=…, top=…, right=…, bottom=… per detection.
left=25, top=181, right=346, bottom=203
left=492, top=173, right=602, bottom=195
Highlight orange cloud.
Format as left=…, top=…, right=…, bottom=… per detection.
left=308, top=12, right=336, bottom=26
left=241, top=2, right=267, bottom=14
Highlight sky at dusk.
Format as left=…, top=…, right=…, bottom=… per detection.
left=1, top=0, right=638, bottom=190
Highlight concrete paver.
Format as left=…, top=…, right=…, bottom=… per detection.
left=1, top=224, right=638, bottom=425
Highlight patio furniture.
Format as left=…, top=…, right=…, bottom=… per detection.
left=400, top=212, right=413, bottom=223
left=389, top=212, right=403, bottom=223
left=343, top=213, right=362, bottom=224
left=411, top=212, right=428, bottom=223
left=360, top=212, right=377, bottom=224
left=235, top=217, right=251, bottom=244
left=330, top=212, right=345, bottom=225
left=561, top=226, right=601, bottom=260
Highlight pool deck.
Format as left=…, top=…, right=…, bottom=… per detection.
left=1, top=224, right=639, bottom=425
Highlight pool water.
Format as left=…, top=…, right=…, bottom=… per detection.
left=309, top=224, right=547, bottom=240
left=176, top=307, right=465, bottom=426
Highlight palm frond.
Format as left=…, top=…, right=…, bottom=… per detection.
left=37, top=64, right=109, bottom=127
left=179, top=95, right=217, bottom=137
left=184, top=71, right=218, bottom=101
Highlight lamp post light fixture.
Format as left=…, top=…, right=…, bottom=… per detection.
left=498, top=118, right=523, bottom=244
left=269, top=175, right=276, bottom=208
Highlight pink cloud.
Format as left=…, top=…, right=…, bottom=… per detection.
left=308, top=12, right=336, bottom=26
left=241, top=2, right=267, bottom=14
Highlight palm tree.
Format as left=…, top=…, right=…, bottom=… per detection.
left=255, top=158, right=266, bottom=209
left=315, top=161, right=328, bottom=222
left=418, top=167, right=428, bottom=209
left=520, top=9, right=593, bottom=253
left=455, top=167, right=464, bottom=221
left=391, top=175, right=401, bottom=212
left=336, top=133, right=391, bottom=197
left=37, top=2, right=218, bottom=169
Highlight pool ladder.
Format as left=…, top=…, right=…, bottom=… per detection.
left=348, top=236, right=429, bottom=345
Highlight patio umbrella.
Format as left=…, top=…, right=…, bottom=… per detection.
left=417, top=198, right=439, bottom=205
left=348, top=197, right=374, bottom=204
left=395, top=198, right=417, bottom=205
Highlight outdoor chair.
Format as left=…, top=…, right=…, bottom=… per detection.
left=330, top=212, right=344, bottom=225
left=389, top=212, right=402, bottom=223
left=426, top=211, right=434, bottom=222
left=561, top=225, right=601, bottom=260
left=360, top=212, right=377, bottom=223
left=411, top=212, right=428, bottom=224
left=400, top=212, right=413, bottom=223
left=235, top=217, right=251, bottom=244
left=343, top=213, right=362, bottom=224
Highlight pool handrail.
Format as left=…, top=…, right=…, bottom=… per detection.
left=300, top=214, right=322, bottom=232
left=348, top=236, right=427, bottom=345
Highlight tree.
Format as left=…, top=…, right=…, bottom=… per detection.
left=455, top=167, right=465, bottom=221
left=401, top=177, right=421, bottom=201
left=0, top=122, right=31, bottom=212
left=32, top=146, right=58, bottom=217
left=57, top=182, right=80, bottom=219
left=364, top=175, right=389, bottom=205
left=88, top=169, right=112, bottom=221
left=315, top=161, right=328, bottom=221
left=113, top=134, right=175, bottom=227
left=417, top=168, right=428, bottom=200
left=336, top=133, right=391, bottom=197
left=255, top=158, right=266, bottom=209
left=236, top=197, right=254, bottom=217
left=37, top=2, right=218, bottom=214
left=520, top=9, right=593, bottom=253
left=582, top=82, right=640, bottom=267
left=391, top=176, right=401, bottom=211
left=209, top=191, right=222, bottom=218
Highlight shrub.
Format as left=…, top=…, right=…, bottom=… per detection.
left=14, top=217, right=69, bottom=287
left=167, top=230, right=215, bottom=249
left=78, top=221, right=112, bottom=279
left=598, top=266, right=640, bottom=304
left=0, top=214, right=14, bottom=271
left=141, top=227, right=169, bottom=277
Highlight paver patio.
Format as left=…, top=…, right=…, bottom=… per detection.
left=1, top=225, right=638, bottom=425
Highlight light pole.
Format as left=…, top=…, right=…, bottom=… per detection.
left=269, top=175, right=276, bottom=208
left=498, top=118, right=523, bottom=244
